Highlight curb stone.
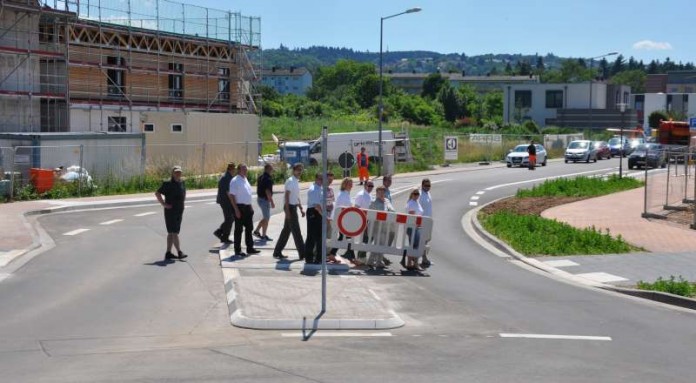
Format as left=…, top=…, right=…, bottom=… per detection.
left=468, top=198, right=696, bottom=311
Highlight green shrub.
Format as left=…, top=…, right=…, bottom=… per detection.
left=516, top=175, right=643, bottom=198
left=478, top=211, right=638, bottom=256
left=636, top=276, right=695, bottom=297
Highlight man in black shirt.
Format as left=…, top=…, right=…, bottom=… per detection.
left=155, top=166, right=187, bottom=260
left=214, top=162, right=236, bottom=244
left=253, top=163, right=275, bottom=241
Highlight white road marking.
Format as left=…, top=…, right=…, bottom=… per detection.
left=281, top=332, right=392, bottom=338
left=575, top=272, right=628, bottom=283
left=368, top=289, right=382, bottom=301
left=470, top=196, right=480, bottom=200
left=206, top=201, right=217, bottom=205
left=484, top=169, right=615, bottom=191
left=99, top=219, right=123, bottom=225
left=185, top=205, right=192, bottom=209
left=63, top=228, right=90, bottom=236
left=134, top=212, right=156, bottom=217
left=500, top=333, right=611, bottom=341
left=543, top=260, right=580, bottom=268
left=476, top=191, right=485, bottom=195
left=469, top=202, right=478, bottom=206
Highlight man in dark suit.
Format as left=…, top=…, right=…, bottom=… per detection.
left=214, top=162, right=236, bottom=243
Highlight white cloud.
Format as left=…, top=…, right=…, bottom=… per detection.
left=632, top=40, right=673, bottom=51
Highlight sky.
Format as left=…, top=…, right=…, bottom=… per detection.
left=205, top=0, right=696, bottom=64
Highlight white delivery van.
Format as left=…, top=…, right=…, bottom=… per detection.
left=308, top=130, right=396, bottom=166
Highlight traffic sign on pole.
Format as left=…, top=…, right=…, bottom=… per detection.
left=444, top=136, right=458, bottom=161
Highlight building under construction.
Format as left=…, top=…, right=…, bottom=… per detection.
left=0, top=0, right=261, bottom=135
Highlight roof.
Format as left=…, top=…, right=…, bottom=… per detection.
left=386, top=73, right=539, bottom=82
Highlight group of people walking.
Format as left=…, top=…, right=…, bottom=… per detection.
left=155, top=161, right=433, bottom=271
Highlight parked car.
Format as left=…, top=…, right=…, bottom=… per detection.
left=591, top=140, right=611, bottom=160
left=564, top=140, right=596, bottom=163
left=626, top=137, right=646, bottom=155
left=628, top=143, right=667, bottom=169
left=506, top=144, right=547, bottom=168
left=608, top=137, right=630, bottom=157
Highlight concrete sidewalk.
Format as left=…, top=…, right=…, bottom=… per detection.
left=218, top=211, right=406, bottom=330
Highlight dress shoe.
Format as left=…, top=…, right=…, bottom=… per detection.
left=273, top=253, right=288, bottom=259
left=247, top=249, right=261, bottom=255
left=177, top=251, right=188, bottom=259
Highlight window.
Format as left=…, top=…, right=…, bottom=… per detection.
left=107, top=116, right=126, bottom=132
left=171, top=124, right=183, bottom=133
left=514, top=90, right=532, bottom=108
left=143, top=123, right=154, bottom=133
left=218, top=67, right=230, bottom=101
left=168, top=63, right=183, bottom=99
left=107, top=57, right=126, bottom=97
left=545, top=90, right=563, bottom=108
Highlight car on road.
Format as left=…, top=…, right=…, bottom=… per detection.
left=506, top=143, right=547, bottom=168
left=564, top=140, right=596, bottom=163
left=591, top=140, right=611, bottom=160
left=608, top=137, right=630, bottom=157
left=626, top=137, right=646, bottom=155
left=628, top=143, right=667, bottom=169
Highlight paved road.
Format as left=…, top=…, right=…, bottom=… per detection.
left=1, top=159, right=695, bottom=382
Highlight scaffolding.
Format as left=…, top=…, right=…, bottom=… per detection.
left=0, top=0, right=261, bottom=133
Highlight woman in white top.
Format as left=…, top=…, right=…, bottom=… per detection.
left=403, top=188, right=424, bottom=271
left=329, top=178, right=357, bottom=264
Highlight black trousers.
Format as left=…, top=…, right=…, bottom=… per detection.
left=274, top=204, right=305, bottom=258
left=217, top=203, right=234, bottom=241
left=304, top=207, right=323, bottom=263
left=233, top=204, right=254, bottom=253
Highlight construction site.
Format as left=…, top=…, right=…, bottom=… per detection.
left=0, top=0, right=261, bottom=132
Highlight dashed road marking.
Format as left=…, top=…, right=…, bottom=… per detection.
left=281, top=332, right=392, bottom=338
left=471, top=196, right=480, bottom=200
left=99, top=219, right=123, bottom=225
left=476, top=191, right=485, bottom=195
left=469, top=201, right=478, bottom=206
left=500, top=333, right=611, bottom=341
left=63, top=228, right=90, bottom=236
left=134, top=212, right=156, bottom=217
left=543, top=260, right=579, bottom=268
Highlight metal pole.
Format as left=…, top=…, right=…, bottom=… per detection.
left=377, top=17, right=384, bottom=178
left=9, top=147, right=16, bottom=200
left=320, top=126, right=328, bottom=313
left=200, top=143, right=206, bottom=188
left=644, top=164, right=649, bottom=217
left=619, top=113, right=624, bottom=179
left=78, top=144, right=84, bottom=196
left=589, top=60, right=593, bottom=129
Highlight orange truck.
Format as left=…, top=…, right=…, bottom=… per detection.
left=657, top=120, right=696, bottom=161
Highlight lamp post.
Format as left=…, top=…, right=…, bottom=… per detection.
left=588, top=52, right=618, bottom=129
left=619, top=103, right=626, bottom=179
left=378, top=7, right=421, bottom=177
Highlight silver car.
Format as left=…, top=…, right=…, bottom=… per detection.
left=506, top=144, right=547, bottom=168
left=565, top=140, right=596, bottom=163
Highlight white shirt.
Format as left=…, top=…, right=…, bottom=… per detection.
left=284, top=175, right=301, bottom=205
left=333, top=190, right=352, bottom=219
left=406, top=199, right=424, bottom=216
left=307, top=182, right=323, bottom=208
left=229, top=175, right=253, bottom=205
left=419, top=189, right=432, bottom=217
left=354, top=189, right=373, bottom=209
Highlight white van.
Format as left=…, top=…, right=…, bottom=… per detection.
left=308, top=130, right=396, bottom=166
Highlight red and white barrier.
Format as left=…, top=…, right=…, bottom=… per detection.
left=328, top=206, right=433, bottom=258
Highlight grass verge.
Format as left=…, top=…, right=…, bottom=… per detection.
left=636, top=276, right=696, bottom=298
left=478, top=175, right=645, bottom=256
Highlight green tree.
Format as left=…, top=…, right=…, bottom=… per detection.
left=648, top=110, right=668, bottom=129
left=438, top=85, right=462, bottom=122
left=610, top=70, right=646, bottom=93
left=541, top=59, right=592, bottom=83
left=421, top=73, right=447, bottom=99
left=610, top=54, right=626, bottom=76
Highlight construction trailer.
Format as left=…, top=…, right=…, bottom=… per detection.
left=0, top=0, right=261, bottom=134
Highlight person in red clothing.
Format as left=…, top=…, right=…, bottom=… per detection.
left=357, top=146, right=369, bottom=185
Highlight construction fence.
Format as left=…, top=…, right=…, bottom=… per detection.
left=643, top=148, right=696, bottom=229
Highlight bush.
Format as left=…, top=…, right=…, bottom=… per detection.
left=516, top=175, right=643, bottom=198
left=637, top=276, right=695, bottom=297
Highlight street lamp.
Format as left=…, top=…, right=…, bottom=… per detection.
left=619, top=102, right=626, bottom=179
left=378, top=7, right=421, bottom=177
left=588, top=52, right=618, bottom=129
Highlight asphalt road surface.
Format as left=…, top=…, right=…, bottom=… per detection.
left=1, top=158, right=694, bottom=382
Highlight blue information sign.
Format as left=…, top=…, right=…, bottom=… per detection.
left=690, top=117, right=696, bottom=129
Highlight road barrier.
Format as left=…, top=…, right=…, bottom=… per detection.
left=328, top=206, right=433, bottom=258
